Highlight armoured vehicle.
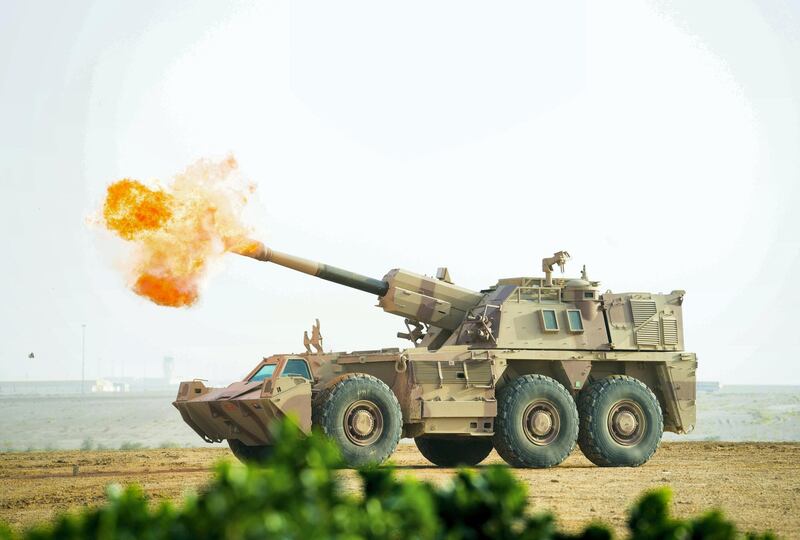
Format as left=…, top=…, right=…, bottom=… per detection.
left=174, top=242, right=696, bottom=468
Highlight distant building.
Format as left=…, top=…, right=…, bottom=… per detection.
left=0, top=377, right=174, bottom=395
left=0, top=355, right=182, bottom=395
left=91, top=379, right=115, bottom=393
left=91, top=379, right=130, bottom=393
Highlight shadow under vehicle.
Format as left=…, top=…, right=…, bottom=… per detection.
left=174, top=243, right=696, bottom=468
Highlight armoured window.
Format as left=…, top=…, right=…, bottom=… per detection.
left=518, top=287, right=538, bottom=302
left=282, top=359, right=312, bottom=380
left=540, top=309, right=559, bottom=332
left=567, top=310, right=584, bottom=332
left=584, top=291, right=595, bottom=299
left=516, top=287, right=561, bottom=303
left=250, top=364, right=277, bottom=382
left=539, top=288, right=560, bottom=303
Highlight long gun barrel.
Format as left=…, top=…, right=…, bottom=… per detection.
left=232, top=240, right=389, bottom=296
left=231, top=239, right=483, bottom=331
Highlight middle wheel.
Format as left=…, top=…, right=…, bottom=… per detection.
left=493, top=374, right=578, bottom=468
left=415, top=436, right=493, bottom=467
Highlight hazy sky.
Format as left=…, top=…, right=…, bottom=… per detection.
left=1, top=1, right=798, bottom=384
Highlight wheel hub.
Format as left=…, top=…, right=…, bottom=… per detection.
left=344, top=400, right=384, bottom=446
left=351, top=410, right=375, bottom=437
left=608, top=400, right=646, bottom=446
left=523, top=400, right=561, bottom=446
left=530, top=410, right=554, bottom=436
left=614, top=411, right=637, bottom=436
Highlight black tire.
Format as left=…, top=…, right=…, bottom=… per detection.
left=312, top=373, right=402, bottom=467
left=493, top=374, right=578, bottom=468
left=577, top=375, right=663, bottom=467
left=415, top=436, right=493, bottom=467
left=228, top=439, right=275, bottom=464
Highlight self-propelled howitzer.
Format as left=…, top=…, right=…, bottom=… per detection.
left=174, top=241, right=697, bottom=470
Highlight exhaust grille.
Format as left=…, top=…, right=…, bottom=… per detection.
left=662, top=317, right=679, bottom=345
left=440, top=364, right=465, bottom=384
left=413, top=362, right=439, bottom=384
left=466, top=361, right=493, bottom=385
left=631, top=300, right=660, bottom=346
left=630, top=300, right=657, bottom=326
left=413, top=360, right=493, bottom=386
left=636, top=320, right=660, bottom=346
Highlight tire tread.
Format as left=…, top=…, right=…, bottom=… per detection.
left=493, top=374, right=578, bottom=468
left=577, top=375, right=663, bottom=467
left=312, top=373, right=402, bottom=466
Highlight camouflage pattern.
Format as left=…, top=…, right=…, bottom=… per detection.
left=174, top=356, right=312, bottom=446
left=176, top=243, right=697, bottom=450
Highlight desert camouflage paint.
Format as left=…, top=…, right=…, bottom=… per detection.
left=175, top=245, right=696, bottom=449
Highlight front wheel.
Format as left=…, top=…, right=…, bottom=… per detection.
left=312, top=373, right=402, bottom=467
left=493, top=374, right=578, bottom=468
left=415, top=436, right=493, bottom=467
left=577, top=375, right=663, bottom=467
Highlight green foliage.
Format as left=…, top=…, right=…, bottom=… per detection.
left=118, top=441, right=145, bottom=451
left=80, top=437, right=95, bottom=451
left=157, top=441, right=180, bottom=449
left=0, top=420, right=777, bottom=540
left=626, top=489, right=775, bottom=540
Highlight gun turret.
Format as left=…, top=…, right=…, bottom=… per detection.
left=232, top=239, right=483, bottom=331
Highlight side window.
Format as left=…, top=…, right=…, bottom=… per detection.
left=567, top=309, right=584, bottom=332
left=540, top=309, right=559, bottom=332
left=281, top=359, right=312, bottom=380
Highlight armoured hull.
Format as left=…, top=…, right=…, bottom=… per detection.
left=175, top=344, right=696, bottom=457
left=174, top=357, right=312, bottom=446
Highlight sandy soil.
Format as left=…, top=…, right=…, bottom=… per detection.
left=1, top=442, right=797, bottom=537
left=3, top=386, right=799, bottom=453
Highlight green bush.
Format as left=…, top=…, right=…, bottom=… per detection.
left=157, top=441, right=180, bottom=449
left=118, top=442, right=145, bottom=451
left=0, top=420, right=776, bottom=540
left=80, top=437, right=95, bottom=451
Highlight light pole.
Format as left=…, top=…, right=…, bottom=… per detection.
left=81, top=324, right=86, bottom=394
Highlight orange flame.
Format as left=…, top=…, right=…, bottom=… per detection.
left=101, top=156, right=254, bottom=308
left=103, top=180, right=174, bottom=240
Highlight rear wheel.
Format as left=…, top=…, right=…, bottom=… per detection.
left=312, top=373, right=402, bottom=467
left=228, top=439, right=274, bottom=464
left=577, top=375, right=663, bottom=467
left=415, top=436, right=493, bottom=467
left=493, top=374, right=578, bottom=468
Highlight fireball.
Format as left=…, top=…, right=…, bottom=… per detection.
left=101, top=156, right=253, bottom=307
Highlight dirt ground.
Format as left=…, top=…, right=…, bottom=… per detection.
left=1, top=442, right=798, bottom=537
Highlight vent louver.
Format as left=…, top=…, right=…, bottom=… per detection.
left=636, top=320, right=660, bottom=346
left=413, top=360, right=493, bottom=386
left=413, top=362, right=439, bottom=384
left=662, top=317, right=679, bottom=345
left=631, top=300, right=660, bottom=346
left=630, top=300, right=657, bottom=325
left=467, top=361, right=493, bottom=384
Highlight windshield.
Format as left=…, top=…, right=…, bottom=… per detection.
left=282, top=359, right=312, bottom=380
left=249, top=364, right=277, bottom=382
